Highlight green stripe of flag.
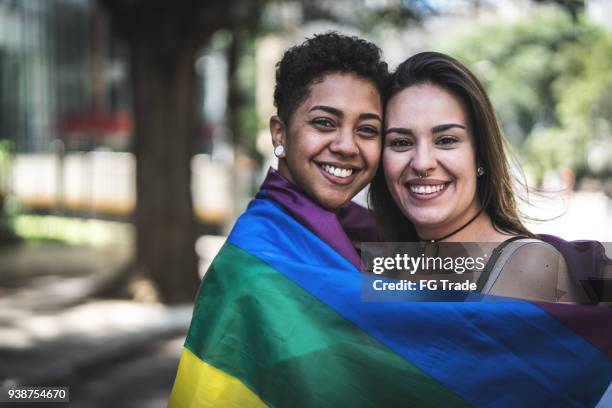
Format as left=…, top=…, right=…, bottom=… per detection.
left=186, top=243, right=469, bottom=407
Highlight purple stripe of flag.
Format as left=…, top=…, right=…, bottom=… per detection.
left=260, top=167, right=370, bottom=270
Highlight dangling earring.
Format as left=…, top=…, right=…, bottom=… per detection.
left=274, top=145, right=285, bottom=158
left=477, top=166, right=485, bottom=177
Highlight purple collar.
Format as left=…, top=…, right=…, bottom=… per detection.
left=259, top=168, right=379, bottom=270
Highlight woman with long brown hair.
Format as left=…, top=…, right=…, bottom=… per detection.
left=369, top=51, right=586, bottom=302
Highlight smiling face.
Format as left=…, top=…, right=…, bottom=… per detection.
left=383, top=83, right=481, bottom=239
left=271, top=72, right=383, bottom=211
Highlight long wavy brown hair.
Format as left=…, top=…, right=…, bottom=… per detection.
left=369, top=51, right=535, bottom=241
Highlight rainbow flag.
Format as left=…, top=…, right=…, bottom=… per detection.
left=169, top=193, right=612, bottom=407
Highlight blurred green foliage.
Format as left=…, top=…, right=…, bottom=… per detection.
left=446, top=9, right=612, bottom=184
left=0, top=141, right=12, bottom=211
left=0, top=140, right=17, bottom=243
left=14, top=215, right=131, bottom=246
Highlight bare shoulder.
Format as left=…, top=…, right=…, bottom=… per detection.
left=505, top=241, right=567, bottom=273
left=488, top=240, right=586, bottom=302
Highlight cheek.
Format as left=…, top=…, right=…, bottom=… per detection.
left=359, top=139, right=382, bottom=168
left=383, top=152, right=406, bottom=182
left=285, top=145, right=301, bottom=165
left=460, top=161, right=478, bottom=185
left=286, top=135, right=313, bottom=163
left=441, top=149, right=476, bottom=178
left=454, top=165, right=478, bottom=201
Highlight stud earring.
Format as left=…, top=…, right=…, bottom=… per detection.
left=274, top=145, right=285, bottom=158
left=477, top=166, right=485, bottom=177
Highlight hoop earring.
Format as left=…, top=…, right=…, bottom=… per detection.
left=477, top=166, right=485, bottom=177
left=274, top=145, right=285, bottom=158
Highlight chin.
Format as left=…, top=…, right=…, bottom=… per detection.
left=320, top=200, right=347, bottom=212
left=316, top=194, right=350, bottom=212
left=407, top=210, right=448, bottom=229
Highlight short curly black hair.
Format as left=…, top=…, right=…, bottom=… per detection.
left=273, top=32, right=389, bottom=125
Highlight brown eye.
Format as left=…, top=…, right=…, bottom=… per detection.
left=387, top=138, right=413, bottom=151
left=436, top=136, right=459, bottom=146
left=358, top=126, right=380, bottom=137
left=311, top=118, right=335, bottom=129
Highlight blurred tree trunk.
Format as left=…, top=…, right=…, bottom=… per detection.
left=99, top=0, right=225, bottom=303
left=130, top=33, right=199, bottom=304
left=0, top=194, right=17, bottom=244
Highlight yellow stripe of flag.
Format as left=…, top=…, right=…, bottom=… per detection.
left=168, top=348, right=268, bottom=408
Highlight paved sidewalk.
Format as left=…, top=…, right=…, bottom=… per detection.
left=0, top=243, right=193, bottom=406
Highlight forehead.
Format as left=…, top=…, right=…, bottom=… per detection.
left=302, top=72, right=382, bottom=114
left=386, top=83, right=469, bottom=128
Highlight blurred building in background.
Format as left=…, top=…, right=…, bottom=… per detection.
left=0, top=0, right=129, bottom=153
left=0, top=0, right=234, bottom=228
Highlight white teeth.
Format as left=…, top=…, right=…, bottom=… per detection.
left=410, top=184, right=446, bottom=194
left=321, top=164, right=354, bottom=178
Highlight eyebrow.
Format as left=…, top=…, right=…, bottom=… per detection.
left=309, top=105, right=343, bottom=117
left=432, top=123, right=466, bottom=132
left=384, top=123, right=466, bottom=136
left=308, top=105, right=382, bottom=123
left=359, top=113, right=383, bottom=123
left=385, top=127, right=413, bottom=136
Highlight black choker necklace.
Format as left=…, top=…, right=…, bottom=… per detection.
left=419, top=208, right=484, bottom=256
left=419, top=208, right=484, bottom=243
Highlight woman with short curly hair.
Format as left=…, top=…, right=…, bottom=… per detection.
left=170, top=32, right=398, bottom=407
